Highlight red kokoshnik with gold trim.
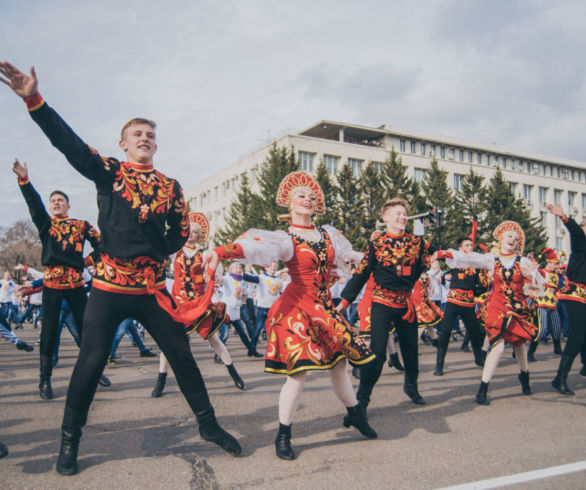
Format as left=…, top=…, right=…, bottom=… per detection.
left=275, top=171, right=326, bottom=215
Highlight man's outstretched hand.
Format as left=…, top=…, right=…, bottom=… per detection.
left=12, top=158, right=28, bottom=180
left=0, top=62, right=38, bottom=98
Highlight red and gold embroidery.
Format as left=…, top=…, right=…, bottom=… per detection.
left=371, top=231, right=425, bottom=275
left=112, top=164, right=175, bottom=223
left=93, top=254, right=166, bottom=294
left=43, top=265, right=84, bottom=290
left=557, top=280, right=586, bottom=304
left=49, top=218, right=92, bottom=252
left=448, top=288, right=475, bottom=307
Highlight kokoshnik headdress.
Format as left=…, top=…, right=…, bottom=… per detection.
left=493, top=221, right=525, bottom=255
left=275, top=171, right=326, bottom=215
left=189, top=212, right=209, bottom=244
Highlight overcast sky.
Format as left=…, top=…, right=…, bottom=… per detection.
left=2, top=0, right=585, bottom=229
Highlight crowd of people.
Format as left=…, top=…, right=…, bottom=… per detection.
left=0, top=60, right=584, bottom=475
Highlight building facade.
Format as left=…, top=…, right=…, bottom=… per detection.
left=185, top=120, right=586, bottom=251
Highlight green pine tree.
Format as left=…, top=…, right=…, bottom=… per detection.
left=446, top=168, right=489, bottom=248
left=358, top=161, right=385, bottom=240
left=256, top=144, right=299, bottom=230
left=313, top=159, right=337, bottom=227
left=333, top=162, right=363, bottom=248
left=214, top=172, right=262, bottom=244
left=484, top=168, right=548, bottom=254
left=420, top=158, right=454, bottom=247
left=381, top=147, right=412, bottom=201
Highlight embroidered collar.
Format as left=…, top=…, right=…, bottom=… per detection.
left=123, top=161, right=154, bottom=172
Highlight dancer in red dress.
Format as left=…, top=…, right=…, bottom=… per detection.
left=205, top=171, right=376, bottom=460
left=151, top=212, right=244, bottom=397
left=445, top=221, right=544, bottom=405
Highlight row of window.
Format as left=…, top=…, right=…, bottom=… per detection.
left=399, top=139, right=586, bottom=183
left=300, top=151, right=383, bottom=178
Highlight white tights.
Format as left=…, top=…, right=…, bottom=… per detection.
left=279, top=360, right=358, bottom=425
left=158, top=332, right=233, bottom=373
left=481, top=341, right=528, bottom=383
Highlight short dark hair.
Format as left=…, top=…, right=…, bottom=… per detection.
left=457, top=237, right=472, bottom=247
left=50, top=190, right=69, bottom=203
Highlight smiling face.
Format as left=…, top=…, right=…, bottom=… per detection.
left=289, top=187, right=317, bottom=217
left=186, top=223, right=201, bottom=247
left=382, top=204, right=408, bottom=234
left=230, top=262, right=243, bottom=275
left=119, top=122, right=157, bottom=165
left=49, top=192, right=70, bottom=218
left=267, top=262, right=278, bottom=276
left=459, top=239, right=473, bottom=254
left=500, top=230, right=520, bottom=255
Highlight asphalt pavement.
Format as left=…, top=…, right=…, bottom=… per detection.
left=1, top=327, right=585, bottom=489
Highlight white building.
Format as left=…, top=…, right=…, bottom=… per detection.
left=185, top=120, right=586, bottom=250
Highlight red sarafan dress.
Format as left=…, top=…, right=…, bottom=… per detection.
left=412, top=274, right=443, bottom=329
left=446, top=251, right=544, bottom=348
left=215, top=225, right=375, bottom=375
left=171, top=247, right=225, bottom=338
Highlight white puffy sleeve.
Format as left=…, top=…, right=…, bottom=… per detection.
left=445, top=250, right=495, bottom=272
left=520, top=257, right=546, bottom=297
left=235, top=229, right=294, bottom=267
left=323, top=225, right=363, bottom=278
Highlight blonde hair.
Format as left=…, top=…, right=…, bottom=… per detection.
left=381, top=198, right=409, bottom=216
left=120, top=118, right=157, bottom=140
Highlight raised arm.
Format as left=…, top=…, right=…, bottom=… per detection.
left=547, top=203, right=585, bottom=254
left=0, top=62, right=114, bottom=184
left=12, top=159, right=50, bottom=235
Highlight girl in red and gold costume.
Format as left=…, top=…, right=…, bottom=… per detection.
left=151, top=213, right=245, bottom=396
left=413, top=272, right=443, bottom=344
left=445, top=221, right=544, bottom=405
left=205, top=171, right=377, bottom=460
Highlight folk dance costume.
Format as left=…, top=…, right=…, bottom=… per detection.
left=15, top=173, right=100, bottom=399
left=551, top=214, right=586, bottom=395
left=213, top=171, right=376, bottom=460
left=341, top=228, right=438, bottom=408
left=528, top=248, right=563, bottom=361
left=434, top=264, right=487, bottom=375
left=152, top=212, right=244, bottom=396
left=18, top=92, right=240, bottom=474
left=446, top=222, right=544, bottom=405
left=357, top=276, right=404, bottom=372
left=413, top=273, right=442, bottom=345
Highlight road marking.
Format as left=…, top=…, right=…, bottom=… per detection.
left=438, top=460, right=586, bottom=489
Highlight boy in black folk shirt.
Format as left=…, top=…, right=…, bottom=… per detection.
left=13, top=159, right=100, bottom=400
left=1, top=62, right=240, bottom=476
left=433, top=237, right=486, bottom=376
left=338, top=198, right=440, bottom=411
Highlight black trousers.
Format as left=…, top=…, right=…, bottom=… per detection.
left=438, top=303, right=484, bottom=351
left=64, top=288, right=209, bottom=420
left=358, top=302, right=418, bottom=405
left=40, top=287, right=87, bottom=360
left=562, top=300, right=586, bottom=359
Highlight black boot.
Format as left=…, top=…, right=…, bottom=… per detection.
left=151, top=372, right=167, bottom=398
left=343, top=404, right=377, bottom=438
left=552, top=354, right=575, bottom=396
left=275, top=423, right=295, bottom=460
left=473, top=347, right=485, bottom=367
left=527, top=341, right=538, bottom=362
left=193, top=400, right=241, bottom=456
left=433, top=348, right=446, bottom=376
left=388, top=353, right=405, bottom=371
left=56, top=407, right=87, bottom=475
left=553, top=338, right=562, bottom=355
left=226, top=364, right=245, bottom=390
left=351, top=366, right=360, bottom=379
left=403, top=373, right=425, bottom=405
left=518, top=371, right=531, bottom=395
left=476, top=381, right=490, bottom=405
left=39, top=355, right=54, bottom=400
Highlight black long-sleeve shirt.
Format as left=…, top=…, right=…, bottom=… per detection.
left=342, top=230, right=434, bottom=304
left=24, top=93, right=189, bottom=264
left=563, top=217, right=586, bottom=285
left=18, top=178, right=100, bottom=270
